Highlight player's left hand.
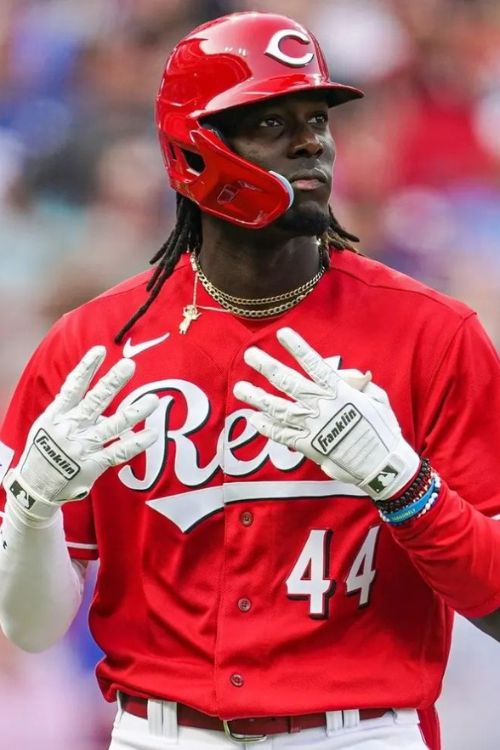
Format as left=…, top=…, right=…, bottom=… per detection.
left=233, top=327, right=420, bottom=501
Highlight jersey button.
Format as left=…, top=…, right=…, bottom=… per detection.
left=240, top=511, right=253, bottom=526
left=238, top=597, right=252, bottom=612
left=230, top=673, right=245, bottom=688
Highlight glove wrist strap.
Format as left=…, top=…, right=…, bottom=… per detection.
left=359, top=439, right=421, bottom=501
left=3, top=468, right=62, bottom=526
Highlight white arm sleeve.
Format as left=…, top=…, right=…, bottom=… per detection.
left=0, top=498, right=86, bottom=652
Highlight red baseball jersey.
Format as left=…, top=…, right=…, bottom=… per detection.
left=1, top=250, right=499, bottom=722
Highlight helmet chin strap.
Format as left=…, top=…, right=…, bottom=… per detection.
left=269, top=171, right=294, bottom=209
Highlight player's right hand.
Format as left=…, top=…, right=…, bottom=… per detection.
left=3, top=346, right=159, bottom=522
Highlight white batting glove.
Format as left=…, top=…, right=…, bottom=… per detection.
left=234, top=328, right=420, bottom=502
left=3, top=346, right=159, bottom=523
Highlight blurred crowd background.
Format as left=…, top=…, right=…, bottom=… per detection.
left=0, top=0, right=499, bottom=748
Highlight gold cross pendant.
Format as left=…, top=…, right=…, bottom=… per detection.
left=179, top=304, right=201, bottom=334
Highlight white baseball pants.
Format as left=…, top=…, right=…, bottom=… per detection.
left=108, top=700, right=429, bottom=750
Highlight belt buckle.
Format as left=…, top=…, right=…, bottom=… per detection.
left=222, top=719, right=267, bottom=744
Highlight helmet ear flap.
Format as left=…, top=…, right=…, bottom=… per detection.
left=160, top=121, right=294, bottom=228
left=183, top=128, right=293, bottom=228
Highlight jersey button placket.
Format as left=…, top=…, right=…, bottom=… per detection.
left=217, top=472, right=270, bottom=709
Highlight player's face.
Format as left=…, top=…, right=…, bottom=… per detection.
left=210, top=91, right=335, bottom=236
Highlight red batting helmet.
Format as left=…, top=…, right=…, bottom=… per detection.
left=156, top=12, right=363, bottom=229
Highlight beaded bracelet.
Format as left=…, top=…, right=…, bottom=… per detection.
left=377, top=458, right=432, bottom=514
left=413, top=475, right=442, bottom=521
left=379, top=474, right=442, bottom=526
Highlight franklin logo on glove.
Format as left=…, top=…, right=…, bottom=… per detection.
left=33, top=429, right=80, bottom=480
left=312, top=404, right=361, bottom=455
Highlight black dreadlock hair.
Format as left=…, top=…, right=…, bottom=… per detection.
left=114, top=194, right=359, bottom=343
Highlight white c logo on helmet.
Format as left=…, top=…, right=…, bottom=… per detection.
left=264, top=29, right=314, bottom=68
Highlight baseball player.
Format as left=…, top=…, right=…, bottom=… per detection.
left=1, top=11, right=500, bottom=750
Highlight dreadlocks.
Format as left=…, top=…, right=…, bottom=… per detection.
left=115, top=194, right=359, bottom=343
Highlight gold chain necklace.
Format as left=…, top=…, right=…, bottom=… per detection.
left=179, top=252, right=324, bottom=334
left=191, top=252, right=324, bottom=306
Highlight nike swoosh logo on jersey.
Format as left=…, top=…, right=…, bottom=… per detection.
left=123, top=333, right=170, bottom=358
